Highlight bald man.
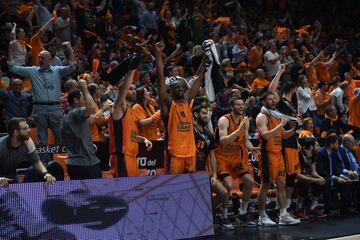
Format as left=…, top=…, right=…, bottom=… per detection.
left=8, top=42, right=76, bottom=145
left=339, top=134, right=360, bottom=178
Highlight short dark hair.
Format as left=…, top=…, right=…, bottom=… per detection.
left=303, top=138, right=316, bottom=150
left=6, top=117, right=26, bottom=136
left=260, top=91, right=274, bottom=102
left=68, top=89, right=81, bottom=106
left=229, top=96, right=244, bottom=107
left=192, top=104, right=207, bottom=115
left=282, top=81, right=297, bottom=94
left=325, top=129, right=337, bottom=138
left=87, top=83, right=99, bottom=95
left=325, top=135, right=338, bottom=147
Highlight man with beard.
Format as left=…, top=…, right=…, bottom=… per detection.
left=294, top=138, right=327, bottom=219
left=155, top=42, right=205, bottom=174
left=268, top=64, right=302, bottom=212
left=108, top=57, right=152, bottom=177
left=0, top=117, right=56, bottom=186
left=256, top=90, right=300, bottom=226
left=215, top=96, right=259, bottom=227
left=192, top=105, right=235, bottom=230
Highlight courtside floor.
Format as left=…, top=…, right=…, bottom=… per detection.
left=192, top=215, right=360, bottom=240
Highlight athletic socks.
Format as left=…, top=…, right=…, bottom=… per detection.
left=280, top=208, right=287, bottom=217
left=239, top=201, right=249, bottom=215
left=286, top=198, right=291, bottom=209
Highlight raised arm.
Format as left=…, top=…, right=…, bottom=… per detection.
left=112, top=69, right=136, bottom=120
left=8, top=41, right=32, bottom=78
left=268, top=64, right=285, bottom=101
left=186, top=55, right=205, bottom=100
left=78, top=79, right=96, bottom=118
left=155, top=42, right=171, bottom=118
left=34, top=17, right=56, bottom=38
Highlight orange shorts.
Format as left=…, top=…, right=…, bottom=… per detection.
left=217, top=155, right=250, bottom=179
left=259, top=151, right=285, bottom=183
left=170, top=155, right=196, bottom=174
left=125, top=155, right=139, bottom=176
left=283, top=147, right=301, bottom=175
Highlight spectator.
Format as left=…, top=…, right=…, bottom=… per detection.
left=338, top=134, right=360, bottom=178
left=320, top=105, right=348, bottom=137
left=10, top=27, right=28, bottom=66
left=0, top=78, right=32, bottom=121
left=60, top=79, right=78, bottom=113
left=61, top=79, right=101, bottom=180
left=54, top=7, right=71, bottom=43
left=251, top=69, right=269, bottom=95
left=8, top=42, right=76, bottom=145
left=297, top=75, right=317, bottom=119
left=314, top=80, right=331, bottom=128
left=294, top=138, right=327, bottom=219
left=132, top=86, right=161, bottom=141
left=263, top=40, right=280, bottom=79
left=316, top=135, right=353, bottom=215
left=30, top=17, right=56, bottom=66
left=0, top=117, right=56, bottom=186
left=299, top=118, right=315, bottom=138
left=348, top=88, right=360, bottom=139
left=330, top=82, right=348, bottom=123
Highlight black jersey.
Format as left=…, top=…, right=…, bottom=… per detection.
left=194, top=126, right=216, bottom=171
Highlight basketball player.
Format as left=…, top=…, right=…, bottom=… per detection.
left=155, top=42, right=205, bottom=174
left=216, top=96, right=259, bottom=227
left=192, top=105, right=235, bottom=230
left=109, top=55, right=152, bottom=177
left=256, top=89, right=300, bottom=226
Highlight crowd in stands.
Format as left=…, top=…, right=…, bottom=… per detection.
left=0, top=0, right=360, bottom=230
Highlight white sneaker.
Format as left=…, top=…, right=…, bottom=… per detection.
left=279, top=213, right=301, bottom=226
left=258, top=214, right=276, bottom=227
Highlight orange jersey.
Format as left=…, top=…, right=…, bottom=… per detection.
left=132, top=103, right=160, bottom=141
left=167, top=100, right=196, bottom=157
left=247, top=46, right=263, bottom=70
left=345, top=80, right=357, bottom=98
left=305, top=64, right=318, bottom=86
left=259, top=113, right=282, bottom=153
left=251, top=77, right=270, bottom=89
left=90, top=105, right=106, bottom=142
left=109, top=107, right=139, bottom=157
left=215, top=114, right=248, bottom=163
left=348, top=97, right=360, bottom=128
left=314, top=89, right=330, bottom=115
left=316, top=62, right=331, bottom=82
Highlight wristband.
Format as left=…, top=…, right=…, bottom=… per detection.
left=42, top=171, right=49, bottom=177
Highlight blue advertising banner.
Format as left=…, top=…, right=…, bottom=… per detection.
left=0, top=173, right=214, bottom=240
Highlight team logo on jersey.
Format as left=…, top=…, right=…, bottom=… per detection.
left=179, top=111, right=186, bottom=118
left=177, top=121, right=190, bottom=132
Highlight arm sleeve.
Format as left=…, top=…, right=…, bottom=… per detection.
left=72, top=107, right=88, bottom=123
left=25, top=138, right=41, bottom=164
left=8, top=62, right=32, bottom=78
left=58, top=62, right=77, bottom=78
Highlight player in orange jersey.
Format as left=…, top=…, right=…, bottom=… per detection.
left=155, top=42, right=205, bottom=174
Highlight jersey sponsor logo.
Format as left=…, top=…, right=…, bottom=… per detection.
left=177, top=121, right=191, bottom=132
left=224, top=144, right=241, bottom=153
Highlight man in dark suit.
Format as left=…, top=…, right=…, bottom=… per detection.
left=339, top=134, right=360, bottom=211
left=338, top=134, right=360, bottom=177
left=316, top=135, right=352, bottom=215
